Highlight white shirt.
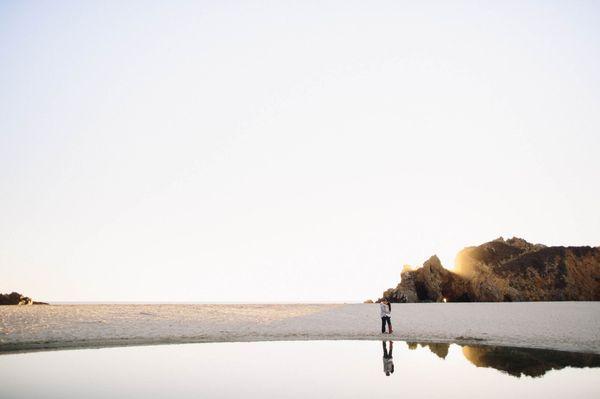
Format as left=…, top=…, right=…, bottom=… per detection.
left=380, top=302, right=391, bottom=317
left=383, top=357, right=394, bottom=374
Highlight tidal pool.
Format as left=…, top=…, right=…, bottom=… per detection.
left=1, top=341, right=599, bottom=399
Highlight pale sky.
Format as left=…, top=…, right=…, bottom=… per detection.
left=1, top=1, right=599, bottom=302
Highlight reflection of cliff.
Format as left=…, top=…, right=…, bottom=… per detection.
left=462, top=345, right=600, bottom=378
left=379, top=237, right=600, bottom=303
left=406, top=342, right=449, bottom=359
left=403, top=341, right=600, bottom=378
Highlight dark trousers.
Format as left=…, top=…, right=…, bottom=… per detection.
left=381, top=316, right=392, bottom=333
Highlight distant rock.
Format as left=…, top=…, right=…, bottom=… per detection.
left=0, top=292, right=48, bottom=305
left=379, top=237, right=600, bottom=302
left=363, top=299, right=374, bottom=304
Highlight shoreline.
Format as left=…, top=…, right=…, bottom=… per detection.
left=0, top=334, right=592, bottom=357
left=2, top=302, right=599, bottom=355
left=0, top=335, right=594, bottom=357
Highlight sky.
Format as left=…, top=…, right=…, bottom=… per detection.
left=1, top=0, right=599, bottom=302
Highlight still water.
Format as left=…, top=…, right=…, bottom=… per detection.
left=1, top=341, right=599, bottom=399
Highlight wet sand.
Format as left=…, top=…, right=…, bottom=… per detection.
left=1, top=302, right=599, bottom=354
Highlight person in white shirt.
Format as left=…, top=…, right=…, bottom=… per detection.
left=382, top=340, right=394, bottom=376
left=380, top=300, right=393, bottom=334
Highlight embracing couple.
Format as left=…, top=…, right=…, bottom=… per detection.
left=379, top=299, right=393, bottom=334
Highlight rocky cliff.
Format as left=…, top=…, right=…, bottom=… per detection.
left=0, top=292, right=48, bottom=305
left=379, top=237, right=600, bottom=302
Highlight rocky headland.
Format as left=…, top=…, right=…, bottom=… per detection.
left=0, top=292, right=48, bottom=305
left=379, top=237, right=600, bottom=303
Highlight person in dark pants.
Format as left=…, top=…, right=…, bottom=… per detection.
left=380, top=300, right=393, bottom=334
left=382, top=341, right=394, bottom=376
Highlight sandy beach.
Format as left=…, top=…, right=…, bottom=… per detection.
left=1, top=302, right=599, bottom=354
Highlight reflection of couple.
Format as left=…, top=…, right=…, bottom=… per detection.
left=382, top=341, right=394, bottom=376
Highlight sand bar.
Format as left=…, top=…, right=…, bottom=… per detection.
left=1, top=302, right=599, bottom=354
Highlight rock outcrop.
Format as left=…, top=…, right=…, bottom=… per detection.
left=0, top=292, right=48, bottom=305
left=379, top=237, right=600, bottom=302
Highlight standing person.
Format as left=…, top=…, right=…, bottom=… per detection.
left=380, top=300, right=393, bottom=334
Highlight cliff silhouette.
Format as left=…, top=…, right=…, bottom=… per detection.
left=379, top=237, right=600, bottom=302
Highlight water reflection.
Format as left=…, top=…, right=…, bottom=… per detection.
left=407, top=341, right=449, bottom=359
left=398, top=341, right=600, bottom=378
left=462, top=345, right=600, bottom=378
left=382, top=341, right=394, bottom=376
left=2, top=341, right=599, bottom=398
